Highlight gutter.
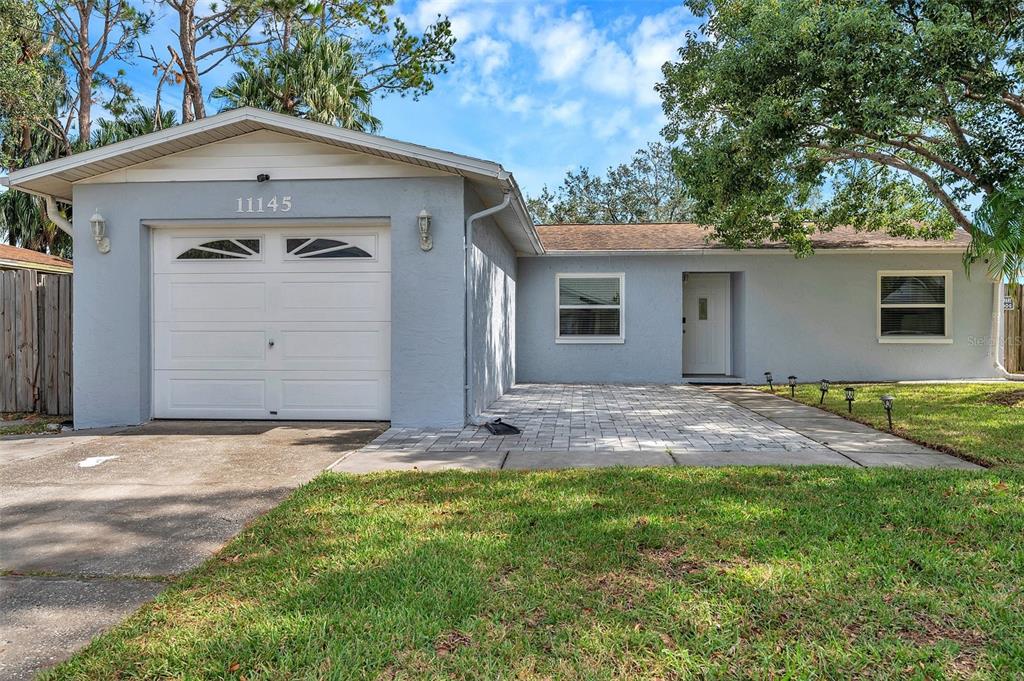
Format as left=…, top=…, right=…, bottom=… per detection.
left=990, top=279, right=1024, bottom=380
left=464, top=189, right=512, bottom=425
left=0, top=178, right=73, bottom=237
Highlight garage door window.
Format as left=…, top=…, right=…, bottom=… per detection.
left=285, top=237, right=372, bottom=259
left=177, top=238, right=261, bottom=260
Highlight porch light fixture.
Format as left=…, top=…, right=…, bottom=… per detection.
left=880, top=394, right=895, bottom=430
left=764, top=371, right=774, bottom=393
left=819, top=379, right=831, bottom=404
left=788, top=375, right=797, bottom=397
left=844, top=386, right=855, bottom=413
left=90, top=210, right=110, bottom=254
left=418, top=208, right=433, bottom=251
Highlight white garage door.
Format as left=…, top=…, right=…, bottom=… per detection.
left=152, top=226, right=390, bottom=420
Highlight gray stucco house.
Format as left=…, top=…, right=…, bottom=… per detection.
left=4, top=108, right=1014, bottom=429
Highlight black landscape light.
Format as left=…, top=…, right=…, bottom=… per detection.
left=819, top=379, right=831, bottom=404
left=844, top=386, right=855, bottom=413
left=764, top=371, right=774, bottom=393
left=788, top=375, right=797, bottom=397
left=881, top=395, right=895, bottom=430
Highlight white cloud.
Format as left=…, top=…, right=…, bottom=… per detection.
left=465, top=35, right=510, bottom=76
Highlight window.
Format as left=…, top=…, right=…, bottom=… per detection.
left=284, top=237, right=372, bottom=259
left=877, top=271, right=952, bottom=343
left=556, top=273, right=624, bottom=343
left=177, top=238, right=261, bottom=260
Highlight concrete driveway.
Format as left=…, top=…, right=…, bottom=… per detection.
left=0, top=420, right=385, bottom=681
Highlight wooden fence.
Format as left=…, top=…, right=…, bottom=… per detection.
left=1006, top=286, right=1024, bottom=374
left=0, top=269, right=73, bottom=415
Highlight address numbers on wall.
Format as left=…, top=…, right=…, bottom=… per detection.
left=236, top=196, right=292, bottom=213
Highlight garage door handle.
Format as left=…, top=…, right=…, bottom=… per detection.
left=268, top=339, right=275, bottom=348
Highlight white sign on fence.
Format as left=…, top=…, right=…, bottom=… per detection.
left=1005, top=295, right=1017, bottom=311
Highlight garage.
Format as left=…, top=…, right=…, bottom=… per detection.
left=152, top=224, right=390, bottom=420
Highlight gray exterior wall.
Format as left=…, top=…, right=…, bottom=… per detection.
left=71, top=176, right=468, bottom=429
left=466, top=188, right=517, bottom=417
left=517, top=252, right=997, bottom=384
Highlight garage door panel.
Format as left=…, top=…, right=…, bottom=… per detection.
left=279, top=374, right=389, bottom=419
left=155, top=324, right=268, bottom=370
left=154, top=372, right=268, bottom=419
left=155, top=277, right=268, bottom=322
left=276, top=275, right=389, bottom=321
left=279, top=324, right=389, bottom=371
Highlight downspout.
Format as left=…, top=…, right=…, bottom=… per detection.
left=2, top=182, right=74, bottom=237
left=990, top=278, right=1024, bottom=379
left=464, top=189, right=512, bottom=425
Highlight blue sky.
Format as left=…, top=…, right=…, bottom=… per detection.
left=123, top=0, right=700, bottom=197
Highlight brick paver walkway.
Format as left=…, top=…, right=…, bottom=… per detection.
left=362, top=383, right=827, bottom=454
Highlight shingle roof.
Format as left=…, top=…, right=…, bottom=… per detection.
left=536, top=223, right=972, bottom=252
left=0, top=244, right=73, bottom=272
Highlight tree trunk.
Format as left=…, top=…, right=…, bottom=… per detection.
left=177, top=0, right=205, bottom=122
left=76, top=1, right=92, bottom=144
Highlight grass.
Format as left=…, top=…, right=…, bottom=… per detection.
left=0, top=413, right=65, bottom=436
left=760, top=382, right=1024, bottom=468
left=44, top=467, right=1024, bottom=679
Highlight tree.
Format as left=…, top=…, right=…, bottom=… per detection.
left=92, top=104, right=177, bottom=146
left=658, top=0, right=1024, bottom=279
left=0, top=0, right=55, bottom=168
left=528, top=143, right=694, bottom=224
left=211, top=29, right=380, bottom=131
left=41, top=0, right=150, bottom=143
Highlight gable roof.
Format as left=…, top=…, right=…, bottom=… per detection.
left=4, top=107, right=541, bottom=254
left=0, top=244, right=73, bottom=273
left=536, top=223, right=973, bottom=253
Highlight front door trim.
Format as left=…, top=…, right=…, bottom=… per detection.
left=682, top=272, right=731, bottom=376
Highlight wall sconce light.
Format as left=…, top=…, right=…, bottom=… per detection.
left=256, top=173, right=270, bottom=182
left=819, top=379, right=830, bottom=404
left=880, top=395, right=895, bottom=430
left=418, top=208, right=433, bottom=251
left=844, top=386, right=855, bottom=413
left=788, top=375, right=797, bottom=398
left=90, top=210, right=110, bottom=254
left=764, top=371, right=774, bottom=393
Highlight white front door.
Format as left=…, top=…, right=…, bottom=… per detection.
left=151, top=225, right=390, bottom=420
left=683, top=273, right=730, bottom=375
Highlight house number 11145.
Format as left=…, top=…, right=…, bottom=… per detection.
left=236, top=196, right=292, bottom=213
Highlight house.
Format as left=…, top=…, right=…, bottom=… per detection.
left=0, top=244, right=72, bottom=274
left=3, top=108, right=1010, bottom=430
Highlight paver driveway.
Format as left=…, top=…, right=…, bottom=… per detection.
left=0, top=420, right=384, bottom=681
left=363, top=383, right=825, bottom=453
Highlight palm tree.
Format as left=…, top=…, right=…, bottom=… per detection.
left=93, top=105, right=178, bottom=147
left=212, top=29, right=380, bottom=133
left=965, top=185, right=1024, bottom=289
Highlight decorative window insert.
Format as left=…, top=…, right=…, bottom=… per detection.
left=556, top=273, right=624, bottom=343
left=877, top=270, right=952, bottom=343
left=177, top=238, right=261, bottom=260
left=284, top=237, right=372, bottom=259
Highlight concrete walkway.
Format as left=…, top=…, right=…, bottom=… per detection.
left=333, top=385, right=981, bottom=473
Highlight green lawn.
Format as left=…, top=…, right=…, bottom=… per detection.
left=0, top=413, right=64, bottom=436
left=45, top=467, right=1024, bottom=679
left=761, top=382, right=1024, bottom=468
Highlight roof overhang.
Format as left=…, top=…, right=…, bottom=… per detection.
left=5, top=107, right=542, bottom=254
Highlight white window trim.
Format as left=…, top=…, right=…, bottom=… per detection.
left=876, top=270, right=953, bottom=344
left=555, top=273, right=625, bottom=344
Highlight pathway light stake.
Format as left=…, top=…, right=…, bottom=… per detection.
left=881, top=395, right=895, bottom=430
left=844, top=386, right=855, bottom=413
left=819, top=379, right=830, bottom=404
left=788, top=375, right=797, bottom=398
left=764, top=371, right=774, bottom=393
